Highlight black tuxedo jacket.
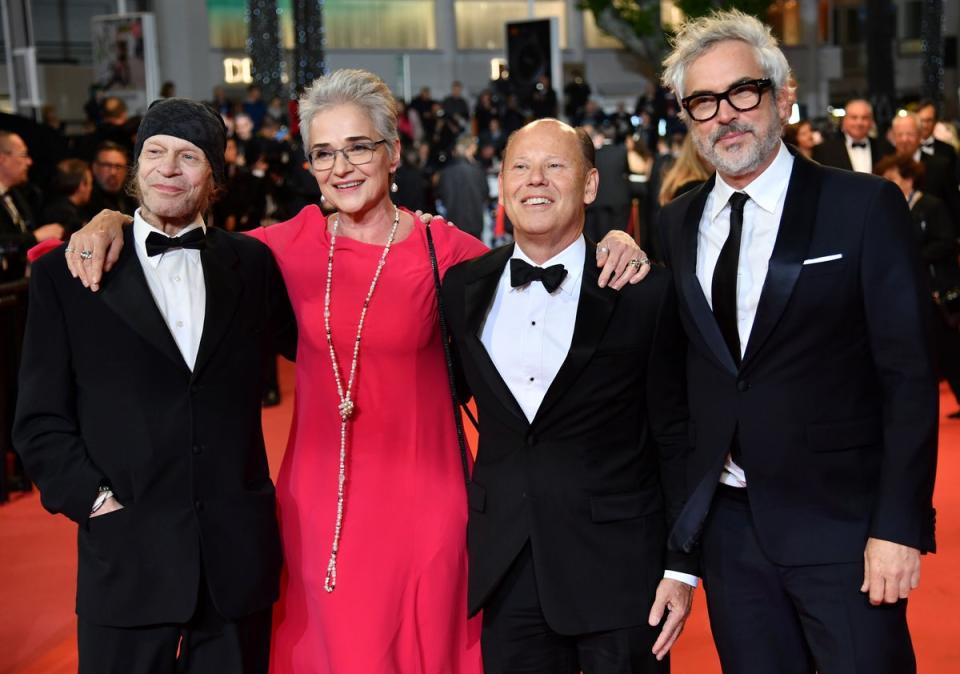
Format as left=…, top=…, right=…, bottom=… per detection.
left=659, top=154, right=938, bottom=567
left=811, top=134, right=891, bottom=172
left=442, top=243, right=694, bottom=635
left=13, top=227, right=297, bottom=627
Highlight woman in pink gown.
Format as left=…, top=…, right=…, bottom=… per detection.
left=66, top=69, right=647, bottom=673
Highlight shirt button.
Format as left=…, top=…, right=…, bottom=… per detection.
left=192, top=444, right=203, bottom=455
left=529, top=377, right=534, bottom=382
left=737, top=380, right=750, bottom=392
left=176, top=320, right=184, bottom=328
left=174, top=275, right=182, bottom=282
left=531, top=321, right=536, bottom=326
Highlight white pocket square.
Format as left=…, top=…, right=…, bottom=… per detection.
left=802, top=254, right=843, bottom=265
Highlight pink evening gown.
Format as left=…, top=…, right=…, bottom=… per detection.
left=248, top=206, right=487, bottom=674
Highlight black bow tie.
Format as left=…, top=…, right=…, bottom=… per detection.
left=510, top=258, right=567, bottom=293
left=850, top=141, right=867, bottom=149
left=145, top=228, right=206, bottom=257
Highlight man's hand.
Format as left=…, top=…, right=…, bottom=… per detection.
left=861, top=537, right=921, bottom=605
left=648, top=578, right=694, bottom=661
left=33, top=223, right=65, bottom=242
left=596, top=229, right=650, bottom=289
left=414, top=210, right=454, bottom=227
left=89, top=495, right=124, bottom=518
left=66, top=210, right=132, bottom=291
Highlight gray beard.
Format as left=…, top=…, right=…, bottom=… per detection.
left=695, top=118, right=783, bottom=179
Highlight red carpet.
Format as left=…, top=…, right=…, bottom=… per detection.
left=2, top=360, right=958, bottom=672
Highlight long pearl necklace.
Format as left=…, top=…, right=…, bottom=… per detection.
left=322, top=205, right=400, bottom=593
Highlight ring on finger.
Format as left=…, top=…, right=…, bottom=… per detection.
left=80, top=250, right=94, bottom=260
left=628, top=258, right=642, bottom=270
left=638, top=256, right=650, bottom=266
left=64, top=246, right=75, bottom=253
left=597, top=245, right=609, bottom=256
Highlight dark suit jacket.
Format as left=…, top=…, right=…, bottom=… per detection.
left=917, top=152, right=960, bottom=227
left=13, top=227, right=297, bottom=627
left=659, top=154, right=938, bottom=567
left=0, top=185, right=38, bottom=280
left=811, top=134, right=891, bottom=172
left=442, top=243, right=694, bottom=635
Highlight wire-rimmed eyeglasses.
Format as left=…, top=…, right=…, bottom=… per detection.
left=308, top=139, right=388, bottom=171
left=680, top=79, right=774, bottom=122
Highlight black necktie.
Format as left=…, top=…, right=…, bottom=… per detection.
left=850, top=141, right=867, bottom=149
left=712, top=192, right=749, bottom=368
left=510, top=258, right=567, bottom=293
left=145, top=228, right=207, bottom=257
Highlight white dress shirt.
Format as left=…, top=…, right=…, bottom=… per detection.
left=133, top=210, right=206, bottom=371
left=480, top=235, right=698, bottom=587
left=845, top=133, right=874, bottom=173
left=697, top=142, right=794, bottom=487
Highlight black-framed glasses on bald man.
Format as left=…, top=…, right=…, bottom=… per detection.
left=680, top=78, right=774, bottom=122
left=309, top=139, right=388, bottom=171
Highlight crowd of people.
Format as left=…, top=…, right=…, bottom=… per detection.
left=0, top=6, right=951, bottom=674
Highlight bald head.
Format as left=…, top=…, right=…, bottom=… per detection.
left=504, top=119, right=595, bottom=172
left=842, top=99, right=873, bottom=142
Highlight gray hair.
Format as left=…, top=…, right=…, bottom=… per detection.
left=299, top=68, right=399, bottom=160
left=661, top=9, right=791, bottom=104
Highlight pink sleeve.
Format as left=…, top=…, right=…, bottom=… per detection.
left=431, top=221, right=489, bottom=278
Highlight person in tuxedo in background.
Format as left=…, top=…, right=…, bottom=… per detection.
left=0, top=131, right=64, bottom=280
left=39, top=158, right=94, bottom=237
left=442, top=118, right=696, bottom=674
left=812, top=98, right=891, bottom=172
left=13, top=98, right=296, bottom=674
left=659, top=11, right=938, bottom=674
left=888, top=111, right=960, bottom=228
left=917, top=99, right=959, bottom=178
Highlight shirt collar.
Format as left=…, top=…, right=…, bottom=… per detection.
left=510, top=234, right=585, bottom=295
left=708, top=141, right=794, bottom=221
left=133, top=208, right=207, bottom=268
left=921, top=136, right=935, bottom=147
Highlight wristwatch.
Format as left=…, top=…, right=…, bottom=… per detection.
left=91, top=485, right=115, bottom=514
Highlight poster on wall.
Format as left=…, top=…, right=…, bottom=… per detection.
left=91, top=13, right=160, bottom=115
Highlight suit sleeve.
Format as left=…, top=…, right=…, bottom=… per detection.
left=440, top=266, right=473, bottom=405
left=646, top=278, right=699, bottom=575
left=861, top=181, right=939, bottom=552
left=12, top=259, right=105, bottom=525
left=266, top=250, right=297, bottom=362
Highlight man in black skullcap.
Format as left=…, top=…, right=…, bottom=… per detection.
left=13, top=98, right=297, bottom=674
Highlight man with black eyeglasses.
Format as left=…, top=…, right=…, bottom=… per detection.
left=657, top=10, right=937, bottom=674
left=83, top=141, right=137, bottom=220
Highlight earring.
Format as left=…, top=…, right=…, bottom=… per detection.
left=391, top=182, right=398, bottom=193
left=320, top=193, right=325, bottom=202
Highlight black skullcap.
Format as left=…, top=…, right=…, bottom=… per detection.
left=134, top=98, right=227, bottom=186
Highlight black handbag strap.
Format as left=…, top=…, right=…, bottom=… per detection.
left=424, top=224, right=474, bottom=487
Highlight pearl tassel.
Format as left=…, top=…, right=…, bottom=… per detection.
left=322, top=205, right=400, bottom=593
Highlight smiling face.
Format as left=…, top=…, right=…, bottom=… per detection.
left=136, top=134, right=213, bottom=228
left=308, top=103, right=399, bottom=218
left=499, top=120, right=598, bottom=243
left=683, top=40, right=789, bottom=187
left=842, top=100, right=873, bottom=141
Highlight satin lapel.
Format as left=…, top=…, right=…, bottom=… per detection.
left=533, top=244, right=617, bottom=425
left=741, top=153, right=820, bottom=369
left=99, top=228, right=187, bottom=371
left=676, top=176, right=738, bottom=375
left=192, top=228, right=242, bottom=379
left=463, top=245, right=528, bottom=424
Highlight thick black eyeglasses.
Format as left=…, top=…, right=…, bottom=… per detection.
left=680, top=79, right=774, bottom=122
left=308, top=139, right=388, bottom=171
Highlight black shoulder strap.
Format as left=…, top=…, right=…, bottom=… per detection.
left=424, top=224, right=474, bottom=487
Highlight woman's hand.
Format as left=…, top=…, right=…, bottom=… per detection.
left=66, top=210, right=132, bottom=291
left=596, top=229, right=651, bottom=289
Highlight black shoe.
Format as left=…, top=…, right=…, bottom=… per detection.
left=262, top=389, right=281, bottom=407
left=948, top=409, right=960, bottom=419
